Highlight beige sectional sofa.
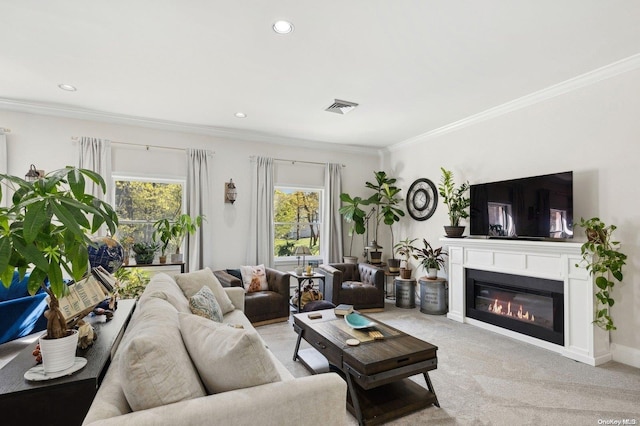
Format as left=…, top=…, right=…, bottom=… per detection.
left=82, top=268, right=347, bottom=426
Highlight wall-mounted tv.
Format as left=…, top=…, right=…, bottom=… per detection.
left=470, top=171, right=573, bottom=240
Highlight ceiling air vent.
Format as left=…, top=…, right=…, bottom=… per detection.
left=325, top=99, right=359, bottom=115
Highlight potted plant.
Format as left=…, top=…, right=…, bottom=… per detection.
left=414, top=239, right=447, bottom=279
left=438, top=167, right=470, bottom=237
left=575, top=217, right=627, bottom=331
left=132, top=241, right=159, bottom=265
left=0, top=167, right=118, bottom=372
left=366, top=171, right=404, bottom=269
left=394, top=237, right=417, bottom=279
left=120, top=236, right=134, bottom=265
left=152, top=219, right=173, bottom=263
left=338, top=193, right=368, bottom=263
left=168, top=214, right=204, bottom=263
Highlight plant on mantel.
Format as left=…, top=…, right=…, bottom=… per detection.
left=438, top=167, right=470, bottom=237
left=575, top=217, right=627, bottom=331
left=0, top=167, right=118, bottom=339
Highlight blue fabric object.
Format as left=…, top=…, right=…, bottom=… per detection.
left=0, top=271, right=48, bottom=345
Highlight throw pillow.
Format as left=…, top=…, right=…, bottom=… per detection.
left=178, top=313, right=281, bottom=394
left=226, top=268, right=243, bottom=281
left=119, top=297, right=205, bottom=411
left=175, top=267, right=235, bottom=315
left=189, top=285, right=223, bottom=322
left=239, top=264, right=268, bottom=292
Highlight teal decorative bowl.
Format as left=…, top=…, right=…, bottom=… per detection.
left=344, top=313, right=375, bottom=329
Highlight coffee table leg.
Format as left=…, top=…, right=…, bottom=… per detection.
left=292, top=323, right=303, bottom=361
left=423, top=372, right=440, bottom=407
left=345, top=369, right=364, bottom=426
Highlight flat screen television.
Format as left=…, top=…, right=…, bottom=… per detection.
left=469, top=171, right=573, bottom=240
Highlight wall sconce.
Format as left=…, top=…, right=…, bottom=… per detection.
left=225, top=179, right=237, bottom=204
left=25, top=164, right=42, bottom=182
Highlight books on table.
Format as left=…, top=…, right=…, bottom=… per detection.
left=334, top=304, right=354, bottom=316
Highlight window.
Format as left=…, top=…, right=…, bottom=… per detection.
left=487, top=202, right=515, bottom=237
left=274, top=187, right=322, bottom=259
left=113, top=176, right=184, bottom=252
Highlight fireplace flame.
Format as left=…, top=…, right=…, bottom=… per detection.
left=488, top=299, right=535, bottom=322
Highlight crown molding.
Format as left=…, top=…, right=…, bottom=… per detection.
left=389, top=53, right=640, bottom=152
left=0, top=98, right=378, bottom=156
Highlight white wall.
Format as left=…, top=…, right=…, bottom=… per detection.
left=388, top=68, right=640, bottom=367
left=0, top=109, right=380, bottom=271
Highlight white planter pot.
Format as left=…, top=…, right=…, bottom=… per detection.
left=39, top=329, right=78, bottom=373
left=171, top=253, right=183, bottom=263
left=427, top=268, right=438, bottom=279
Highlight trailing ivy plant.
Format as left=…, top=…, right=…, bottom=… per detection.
left=575, top=217, right=627, bottom=331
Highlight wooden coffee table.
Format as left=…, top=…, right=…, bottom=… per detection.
left=293, top=309, right=439, bottom=426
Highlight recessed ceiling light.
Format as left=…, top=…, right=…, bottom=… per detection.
left=235, top=112, right=247, bottom=118
left=272, top=20, right=294, bottom=34
left=58, top=84, right=77, bottom=92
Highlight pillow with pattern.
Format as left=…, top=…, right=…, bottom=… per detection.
left=189, top=286, right=223, bottom=322
left=239, top=264, right=268, bottom=293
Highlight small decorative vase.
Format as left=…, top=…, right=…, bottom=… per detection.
left=427, top=268, right=438, bottom=279
left=159, top=255, right=167, bottom=264
left=400, top=268, right=412, bottom=279
left=171, top=253, right=183, bottom=263
left=388, top=258, right=401, bottom=273
left=343, top=256, right=358, bottom=264
left=39, top=329, right=79, bottom=373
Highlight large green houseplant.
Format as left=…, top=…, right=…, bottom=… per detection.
left=154, top=214, right=204, bottom=263
left=575, top=217, right=627, bottom=331
left=438, top=167, right=470, bottom=237
left=0, top=167, right=118, bottom=340
left=338, top=193, right=368, bottom=262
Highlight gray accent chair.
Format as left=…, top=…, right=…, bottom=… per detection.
left=318, top=263, right=385, bottom=310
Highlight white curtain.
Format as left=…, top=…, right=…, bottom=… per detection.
left=247, top=156, right=274, bottom=267
left=0, top=132, right=7, bottom=208
left=77, top=137, right=112, bottom=204
left=186, top=149, right=213, bottom=273
left=322, top=163, right=343, bottom=263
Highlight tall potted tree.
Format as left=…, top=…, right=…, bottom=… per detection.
left=365, top=171, right=404, bottom=265
left=0, top=167, right=118, bottom=371
left=438, top=167, right=470, bottom=237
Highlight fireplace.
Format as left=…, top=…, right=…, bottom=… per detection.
left=465, top=269, right=564, bottom=345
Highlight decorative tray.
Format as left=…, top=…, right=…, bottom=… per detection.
left=344, top=312, right=375, bottom=329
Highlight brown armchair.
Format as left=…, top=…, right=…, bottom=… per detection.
left=213, top=268, right=291, bottom=325
left=318, top=263, right=385, bottom=310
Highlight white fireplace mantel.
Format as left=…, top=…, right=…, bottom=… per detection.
left=441, top=237, right=611, bottom=366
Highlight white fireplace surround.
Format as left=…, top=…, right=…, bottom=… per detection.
left=441, top=237, right=610, bottom=366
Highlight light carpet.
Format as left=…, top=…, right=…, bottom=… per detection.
left=257, top=300, right=640, bottom=426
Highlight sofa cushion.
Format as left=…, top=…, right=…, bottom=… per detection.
left=189, top=285, right=223, bottom=322
left=239, top=264, right=268, bottom=292
left=119, top=297, right=206, bottom=411
left=178, top=313, right=281, bottom=394
left=175, top=267, right=235, bottom=315
left=137, top=272, right=191, bottom=313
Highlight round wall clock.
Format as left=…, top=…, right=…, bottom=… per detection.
left=406, top=178, right=438, bottom=221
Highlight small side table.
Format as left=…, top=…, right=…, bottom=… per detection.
left=418, top=277, right=448, bottom=315
left=395, top=277, right=417, bottom=309
left=384, top=269, right=399, bottom=299
left=287, top=271, right=326, bottom=312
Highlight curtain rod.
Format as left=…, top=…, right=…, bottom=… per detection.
left=71, top=136, right=186, bottom=152
left=250, top=156, right=345, bottom=167
left=0, top=127, right=10, bottom=133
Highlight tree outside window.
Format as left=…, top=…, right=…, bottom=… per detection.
left=274, top=187, right=321, bottom=258
left=114, top=178, right=184, bottom=252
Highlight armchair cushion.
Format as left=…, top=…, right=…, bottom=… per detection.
left=239, top=264, right=268, bottom=292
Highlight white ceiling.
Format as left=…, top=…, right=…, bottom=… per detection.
left=2, top=1, right=640, bottom=149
